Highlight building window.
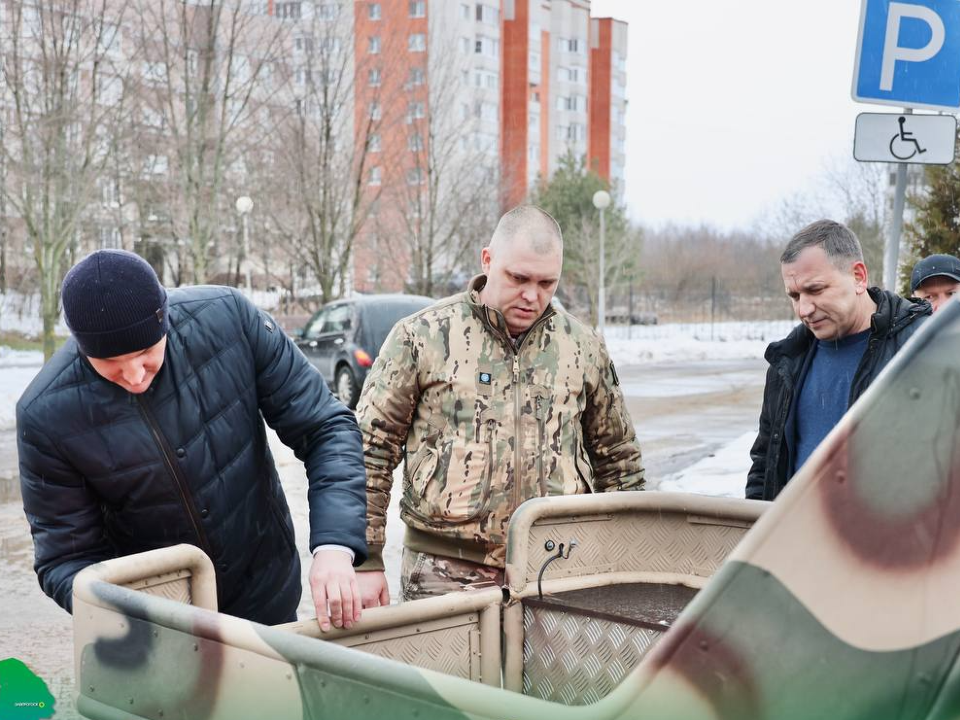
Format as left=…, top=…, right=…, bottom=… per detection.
left=407, top=167, right=425, bottom=185
left=369, top=2, right=381, bottom=20
left=473, top=69, right=498, bottom=89
left=294, top=36, right=314, bottom=53
left=368, top=166, right=382, bottom=186
left=556, top=95, right=586, bottom=112
left=320, top=37, right=342, bottom=53
left=613, top=50, right=626, bottom=72
left=369, top=68, right=381, bottom=86
left=99, top=226, right=122, bottom=249
left=558, top=37, right=582, bottom=54
left=460, top=37, right=471, bottom=54
left=406, top=100, right=425, bottom=122
left=408, top=66, right=425, bottom=86
left=317, top=3, right=339, bottom=20
left=409, top=1, right=425, bottom=18
left=100, top=178, right=121, bottom=206
left=476, top=4, right=498, bottom=24
left=142, top=60, right=167, bottom=85
left=409, top=33, right=426, bottom=52
left=145, top=154, right=169, bottom=175
left=369, top=36, right=381, bottom=54
left=474, top=101, right=497, bottom=122
left=475, top=36, right=498, bottom=57
left=408, top=133, right=423, bottom=151
left=369, top=133, right=381, bottom=152
left=276, top=2, right=301, bottom=20
left=369, top=101, right=381, bottom=120
left=558, top=66, right=585, bottom=84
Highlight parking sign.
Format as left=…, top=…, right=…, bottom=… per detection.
left=852, top=0, right=960, bottom=110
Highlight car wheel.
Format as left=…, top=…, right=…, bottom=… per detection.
left=335, top=366, right=360, bottom=409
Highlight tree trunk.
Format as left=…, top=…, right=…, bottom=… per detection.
left=40, top=250, right=61, bottom=362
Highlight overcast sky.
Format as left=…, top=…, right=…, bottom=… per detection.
left=590, top=0, right=896, bottom=231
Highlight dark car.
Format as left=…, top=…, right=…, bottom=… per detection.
left=295, top=294, right=433, bottom=408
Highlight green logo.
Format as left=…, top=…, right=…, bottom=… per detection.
left=0, top=658, right=55, bottom=719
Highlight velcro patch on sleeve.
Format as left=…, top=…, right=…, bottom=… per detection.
left=609, top=361, right=620, bottom=386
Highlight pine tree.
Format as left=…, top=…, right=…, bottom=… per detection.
left=903, top=141, right=960, bottom=291
left=531, top=152, right=639, bottom=325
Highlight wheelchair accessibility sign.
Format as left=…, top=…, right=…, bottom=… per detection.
left=852, top=0, right=960, bottom=110
left=854, top=112, right=957, bottom=164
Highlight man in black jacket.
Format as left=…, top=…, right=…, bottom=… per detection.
left=17, top=250, right=366, bottom=631
left=746, top=220, right=930, bottom=501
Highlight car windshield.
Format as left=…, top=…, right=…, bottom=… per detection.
left=361, top=299, right=431, bottom=355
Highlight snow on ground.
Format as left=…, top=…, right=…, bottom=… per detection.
left=0, top=293, right=68, bottom=336
left=603, top=319, right=795, bottom=366
left=0, top=348, right=43, bottom=430
left=657, top=431, right=755, bottom=498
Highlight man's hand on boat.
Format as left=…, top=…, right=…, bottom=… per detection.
left=357, top=571, right=391, bottom=609
left=310, top=549, right=362, bottom=632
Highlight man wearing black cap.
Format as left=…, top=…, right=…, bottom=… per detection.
left=17, top=249, right=367, bottom=631
left=911, top=253, right=960, bottom=312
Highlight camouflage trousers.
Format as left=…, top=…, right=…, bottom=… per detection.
left=400, top=549, right=505, bottom=602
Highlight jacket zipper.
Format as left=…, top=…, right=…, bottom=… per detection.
left=512, top=355, right=522, bottom=509
left=477, top=303, right=554, bottom=512
left=509, top=312, right=553, bottom=510
left=536, top=395, right=546, bottom=496
left=136, top=397, right=214, bottom=557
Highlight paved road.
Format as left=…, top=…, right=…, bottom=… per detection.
left=0, top=357, right=767, bottom=718
left=621, top=358, right=765, bottom=484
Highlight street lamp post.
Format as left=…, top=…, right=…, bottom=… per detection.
left=592, top=190, right=611, bottom=336
left=235, top=195, right=253, bottom=294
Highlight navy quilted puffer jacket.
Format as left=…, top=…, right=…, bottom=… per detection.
left=17, top=287, right=367, bottom=625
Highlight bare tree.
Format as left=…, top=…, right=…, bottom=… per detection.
left=1, top=1, right=133, bottom=358
left=265, top=2, right=381, bottom=304
left=754, top=157, right=888, bottom=279
left=133, top=0, right=287, bottom=283
left=381, top=24, right=501, bottom=297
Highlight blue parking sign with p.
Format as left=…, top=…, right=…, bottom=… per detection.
left=853, top=0, right=960, bottom=110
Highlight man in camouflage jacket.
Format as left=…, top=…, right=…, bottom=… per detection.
left=355, top=206, right=645, bottom=604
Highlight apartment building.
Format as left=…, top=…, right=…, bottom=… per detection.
left=501, top=0, right=627, bottom=208
left=0, top=0, right=626, bottom=297
left=344, top=0, right=628, bottom=291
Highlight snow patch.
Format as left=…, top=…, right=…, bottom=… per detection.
left=656, top=431, right=755, bottom=498
left=603, top=320, right=794, bottom=366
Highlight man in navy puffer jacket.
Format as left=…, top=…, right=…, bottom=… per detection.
left=17, top=250, right=367, bottom=630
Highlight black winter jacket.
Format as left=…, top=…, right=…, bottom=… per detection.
left=17, top=287, right=367, bottom=624
left=745, top=288, right=929, bottom=501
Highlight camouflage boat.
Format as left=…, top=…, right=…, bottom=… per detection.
left=72, top=299, right=960, bottom=719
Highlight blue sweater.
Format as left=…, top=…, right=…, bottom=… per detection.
left=794, top=328, right=871, bottom=473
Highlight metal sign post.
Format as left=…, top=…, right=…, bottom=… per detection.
left=886, top=151, right=909, bottom=292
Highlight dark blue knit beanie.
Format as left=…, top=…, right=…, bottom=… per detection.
left=61, top=249, right=169, bottom=359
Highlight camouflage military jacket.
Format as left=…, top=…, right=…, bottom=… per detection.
left=357, top=275, right=644, bottom=570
